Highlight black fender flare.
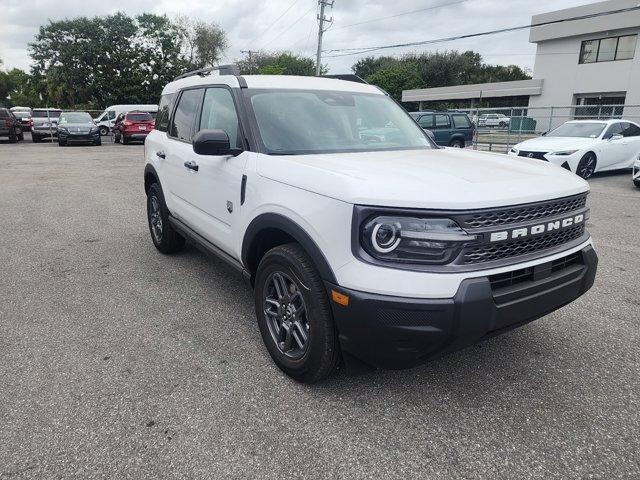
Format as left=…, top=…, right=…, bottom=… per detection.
left=241, top=213, right=337, bottom=283
left=144, top=164, right=160, bottom=194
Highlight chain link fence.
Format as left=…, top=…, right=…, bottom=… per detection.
left=451, top=104, right=640, bottom=153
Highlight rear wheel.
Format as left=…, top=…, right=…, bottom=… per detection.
left=99, top=126, right=109, bottom=136
left=122, top=135, right=129, bottom=145
left=18, top=131, right=24, bottom=141
left=32, top=134, right=41, bottom=143
left=449, top=138, right=464, bottom=148
left=499, top=121, right=507, bottom=128
left=114, top=133, right=120, bottom=143
left=576, top=152, right=597, bottom=179
left=58, top=138, right=67, bottom=147
left=254, top=243, right=340, bottom=383
left=146, top=183, right=185, bottom=254
left=634, top=179, right=640, bottom=188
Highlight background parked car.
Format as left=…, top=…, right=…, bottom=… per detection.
left=10, top=106, right=33, bottom=131
left=478, top=113, right=511, bottom=128
left=0, top=108, right=24, bottom=142
left=112, top=111, right=155, bottom=144
left=633, top=157, right=640, bottom=188
left=509, top=119, right=640, bottom=179
left=57, top=111, right=101, bottom=146
left=94, top=104, right=158, bottom=136
left=410, top=111, right=474, bottom=148
left=31, top=108, right=62, bottom=142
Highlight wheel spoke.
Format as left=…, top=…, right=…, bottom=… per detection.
left=293, top=321, right=308, bottom=343
left=265, top=298, right=280, bottom=308
left=272, top=273, right=287, bottom=299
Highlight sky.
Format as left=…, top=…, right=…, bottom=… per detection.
left=0, top=0, right=603, bottom=74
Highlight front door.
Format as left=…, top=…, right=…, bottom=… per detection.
left=180, top=86, right=248, bottom=255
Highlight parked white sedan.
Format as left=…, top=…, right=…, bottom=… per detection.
left=509, top=120, right=640, bottom=179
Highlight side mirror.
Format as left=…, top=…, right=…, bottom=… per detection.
left=193, top=129, right=240, bottom=156
left=609, top=134, right=624, bottom=142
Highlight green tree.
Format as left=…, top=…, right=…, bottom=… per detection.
left=237, top=51, right=326, bottom=76
left=366, top=63, right=423, bottom=102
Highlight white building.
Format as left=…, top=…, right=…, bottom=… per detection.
left=402, top=0, right=640, bottom=127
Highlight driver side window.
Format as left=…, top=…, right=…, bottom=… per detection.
left=603, top=123, right=624, bottom=139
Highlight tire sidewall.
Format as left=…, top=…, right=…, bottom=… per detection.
left=254, top=248, right=335, bottom=381
left=147, top=184, right=170, bottom=249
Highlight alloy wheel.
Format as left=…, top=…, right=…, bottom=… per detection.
left=149, top=195, right=163, bottom=243
left=578, top=154, right=596, bottom=179
left=263, top=271, right=310, bottom=359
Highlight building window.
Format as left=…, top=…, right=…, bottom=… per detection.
left=579, top=34, right=637, bottom=64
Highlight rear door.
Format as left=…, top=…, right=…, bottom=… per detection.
left=163, top=88, right=205, bottom=223
left=452, top=114, right=473, bottom=142
left=432, top=114, right=452, bottom=145
left=618, top=122, right=640, bottom=168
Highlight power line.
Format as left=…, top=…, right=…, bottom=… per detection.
left=331, top=0, right=469, bottom=31
left=323, top=5, right=640, bottom=57
left=262, top=4, right=317, bottom=50
left=250, top=0, right=301, bottom=45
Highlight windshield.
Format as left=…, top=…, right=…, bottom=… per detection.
left=127, top=112, right=153, bottom=122
left=32, top=110, right=62, bottom=118
left=547, top=122, right=606, bottom=138
left=58, top=112, right=93, bottom=124
left=248, top=89, right=433, bottom=154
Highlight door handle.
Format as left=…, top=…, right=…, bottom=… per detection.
left=184, top=160, right=199, bottom=172
left=156, top=151, right=165, bottom=159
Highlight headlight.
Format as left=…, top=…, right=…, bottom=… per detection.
left=510, top=147, right=519, bottom=154
left=58, top=126, right=68, bottom=132
left=361, top=216, right=477, bottom=264
left=549, top=150, right=578, bottom=156
left=90, top=127, right=99, bottom=133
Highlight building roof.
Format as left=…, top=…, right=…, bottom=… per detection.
left=401, top=79, right=543, bottom=103
left=529, top=0, right=640, bottom=43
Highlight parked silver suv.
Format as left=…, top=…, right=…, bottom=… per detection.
left=31, top=108, right=62, bottom=142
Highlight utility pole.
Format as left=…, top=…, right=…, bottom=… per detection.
left=315, top=0, right=334, bottom=76
left=240, top=50, right=258, bottom=74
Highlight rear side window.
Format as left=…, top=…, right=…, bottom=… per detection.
left=434, top=114, right=450, bottom=128
left=621, top=122, right=640, bottom=137
left=198, top=88, right=241, bottom=148
left=453, top=114, right=471, bottom=128
left=156, top=94, right=177, bottom=132
left=169, top=89, right=203, bottom=141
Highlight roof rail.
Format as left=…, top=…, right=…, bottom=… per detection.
left=321, top=74, right=368, bottom=84
left=174, top=64, right=240, bottom=81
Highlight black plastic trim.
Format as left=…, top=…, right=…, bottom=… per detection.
left=240, top=174, right=247, bottom=205
left=327, top=245, right=598, bottom=370
left=241, top=213, right=337, bottom=283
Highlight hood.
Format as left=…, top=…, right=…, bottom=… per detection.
left=514, top=136, right=597, bottom=152
left=257, top=148, right=588, bottom=209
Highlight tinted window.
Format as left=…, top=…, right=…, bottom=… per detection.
left=59, top=112, right=92, bottom=124
left=199, top=88, right=241, bottom=148
left=547, top=122, right=606, bottom=138
left=418, top=115, right=433, bottom=128
left=127, top=113, right=153, bottom=122
left=107, top=111, right=116, bottom=120
left=0, top=109, right=9, bottom=118
left=452, top=114, right=471, bottom=128
left=621, top=122, right=640, bottom=137
left=603, top=122, right=624, bottom=139
left=170, top=89, right=203, bottom=141
left=156, top=93, right=177, bottom=132
left=434, top=114, right=450, bottom=128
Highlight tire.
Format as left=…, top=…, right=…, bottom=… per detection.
left=114, top=134, right=120, bottom=144
left=99, top=126, right=109, bottom=136
left=146, top=183, right=185, bottom=254
left=499, top=121, right=507, bottom=128
left=254, top=243, right=340, bottom=383
left=58, top=139, right=67, bottom=147
left=634, top=179, right=640, bottom=188
left=122, top=135, right=129, bottom=145
left=9, top=134, right=17, bottom=143
left=576, top=152, right=597, bottom=180
left=18, top=131, right=24, bottom=141
left=449, top=138, right=464, bottom=148
left=94, top=138, right=101, bottom=146
left=32, top=134, right=41, bottom=143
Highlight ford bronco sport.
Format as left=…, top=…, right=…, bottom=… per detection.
left=143, top=66, right=598, bottom=382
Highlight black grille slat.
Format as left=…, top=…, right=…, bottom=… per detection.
left=460, top=194, right=587, bottom=229
left=518, top=151, right=548, bottom=160
left=463, top=225, right=586, bottom=265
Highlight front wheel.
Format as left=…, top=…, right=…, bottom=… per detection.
left=254, top=244, right=340, bottom=383
left=146, top=183, right=185, bottom=254
left=634, top=179, right=640, bottom=188
left=99, top=126, right=109, bottom=136
left=576, top=152, right=597, bottom=179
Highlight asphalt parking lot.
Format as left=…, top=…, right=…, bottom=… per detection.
left=1, top=135, right=638, bottom=479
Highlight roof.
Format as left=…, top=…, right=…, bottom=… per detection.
left=162, top=74, right=383, bottom=96
left=402, top=79, right=544, bottom=102
left=529, top=0, right=640, bottom=43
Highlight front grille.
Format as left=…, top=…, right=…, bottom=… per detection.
left=462, top=224, right=585, bottom=265
left=518, top=151, right=548, bottom=160
left=459, top=194, right=587, bottom=229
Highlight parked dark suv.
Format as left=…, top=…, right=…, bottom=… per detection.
left=0, top=108, right=24, bottom=143
left=410, top=111, right=474, bottom=148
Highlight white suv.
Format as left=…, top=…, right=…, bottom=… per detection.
left=144, top=67, right=598, bottom=382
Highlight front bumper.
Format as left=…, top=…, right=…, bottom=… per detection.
left=123, top=132, right=150, bottom=140
left=327, top=245, right=597, bottom=370
left=58, top=131, right=100, bottom=143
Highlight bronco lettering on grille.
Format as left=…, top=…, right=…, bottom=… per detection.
left=489, top=214, right=584, bottom=242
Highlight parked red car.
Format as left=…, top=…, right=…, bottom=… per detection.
left=112, top=111, right=155, bottom=144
